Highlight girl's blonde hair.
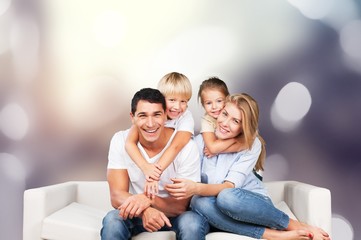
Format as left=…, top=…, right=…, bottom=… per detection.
left=226, top=93, right=266, bottom=171
left=157, top=72, right=192, bottom=100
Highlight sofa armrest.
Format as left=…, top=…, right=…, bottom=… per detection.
left=284, top=181, right=332, bottom=235
left=23, top=182, right=77, bottom=240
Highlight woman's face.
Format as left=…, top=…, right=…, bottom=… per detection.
left=215, top=102, right=243, bottom=139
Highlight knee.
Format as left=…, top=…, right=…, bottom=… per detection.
left=102, top=210, right=121, bottom=226
left=217, top=188, right=246, bottom=211
left=190, top=196, right=214, bottom=215
left=101, top=210, right=128, bottom=238
left=177, top=211, right=209, bottom=238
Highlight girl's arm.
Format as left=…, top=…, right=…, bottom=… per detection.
left=202, top=132, right=237, bottom=155
left=125, top=125, right=162, bottom=180
left=157, top=131, right=192, bottom=171
left=165, top=178, right=234, bottom=199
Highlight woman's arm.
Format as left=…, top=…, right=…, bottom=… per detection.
left=165, top=178, right=234, bottom=200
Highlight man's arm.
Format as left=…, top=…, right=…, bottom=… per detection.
left=107, top=169, right=151, bottom=218
left=151, top=194, right=190, bottom=217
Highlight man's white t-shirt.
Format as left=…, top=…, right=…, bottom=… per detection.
left=107, top=128, right=201, bottom=198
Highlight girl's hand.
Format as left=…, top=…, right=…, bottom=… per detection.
left=144, top=180, right=159, bottom=199
left=204, top=147, right=215, bottom=158
left=165, top=178, right=197, bottom=200
left=142, top=163, right=162, bottom=181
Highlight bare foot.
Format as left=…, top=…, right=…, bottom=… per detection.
left=300, top=223, right=330, bottom=240
left=287, top=219, right=330, bottom=240
left=263, top=229, right=312, bottom=240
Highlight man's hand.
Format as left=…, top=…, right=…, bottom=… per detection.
left=141, top=207, right=171, bottom=232
left=165, top=178, right=197, bottom=200
left=118, top=194, right=151, bottom=219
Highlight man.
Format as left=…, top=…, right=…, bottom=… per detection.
left=101, top=88, right=208, bottom=240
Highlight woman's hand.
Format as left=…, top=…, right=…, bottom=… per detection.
left=165, top=178, right=198, bottom=200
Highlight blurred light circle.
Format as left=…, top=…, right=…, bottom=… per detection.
left=0, top=153, right=26, bottom=182
left=0, top=103, right=29, bottom=140
left=93, top=11, right=126, bottom=48
left=332, top=214, right=354, bottom=240
left=263, top=154, right=290, bottom=181
left=288, top=0, right=334, bottom=19
left=340, top=20, right=361, bottom=59
left=274, top=82, right=312, bottom=122
left=0, top=0, right=11, bottom=16
left=271, top=103, right=301, bottom=132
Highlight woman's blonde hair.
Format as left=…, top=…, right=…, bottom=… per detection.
left=157, top=72, right=192, bottom=100
left=226, top=93, right=266, bottom=171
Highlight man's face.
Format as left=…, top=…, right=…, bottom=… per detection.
left=131, top=100, right=167, bottom=143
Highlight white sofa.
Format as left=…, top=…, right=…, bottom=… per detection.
left=23, top=181, right=331, bottom=240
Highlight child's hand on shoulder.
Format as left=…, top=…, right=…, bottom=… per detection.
left=142, top=163, right=162, bottom=181
left=204, top=147, right=216, bottom=158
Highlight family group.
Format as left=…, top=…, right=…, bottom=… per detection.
left=100, top=72, right=330, bottom=240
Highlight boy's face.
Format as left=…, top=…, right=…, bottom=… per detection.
left=164, top=94, right=188, bottom=120
left=131, top=100, right=167, bottom=144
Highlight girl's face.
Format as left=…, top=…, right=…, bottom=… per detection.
left=201, top=89, right=227, bottom=119
left=165, top=94, right=188, bottom=120
left=215, top=102, right=243, bottom=140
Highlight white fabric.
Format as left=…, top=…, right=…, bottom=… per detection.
left=42, top=202, right=106, bottom=240
left=23, top=180, right=332, bottom=240
left=200, top=114, right=217, bottom=133
left=165, top=109, right=194, bottom=134
left=275, top=201, right=297, bottom=220
left=107, top=129, right=200, bottom=197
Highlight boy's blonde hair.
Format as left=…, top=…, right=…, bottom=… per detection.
left=157, top=72, right=192, bottom=100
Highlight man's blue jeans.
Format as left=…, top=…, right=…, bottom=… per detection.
left=101, top=209, right=209, bottom=240
left=191, top=188, right=290, bottom=239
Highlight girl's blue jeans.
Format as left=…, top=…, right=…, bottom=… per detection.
left=190, top=188, right=290, bottom=239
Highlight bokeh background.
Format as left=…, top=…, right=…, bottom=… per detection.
left=1, top=0, right=360, bottom=239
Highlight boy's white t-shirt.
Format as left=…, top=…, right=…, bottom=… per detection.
left=165, top=109, right=194, bottom=134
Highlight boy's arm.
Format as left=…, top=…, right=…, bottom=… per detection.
left=125, top=126, right=161, bottom=180
left=156, top=131, right=192, bottom=171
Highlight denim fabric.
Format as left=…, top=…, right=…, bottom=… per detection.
left=191, top=188, right=290, bottom=239
left=100, top=209, right=209, bottom=240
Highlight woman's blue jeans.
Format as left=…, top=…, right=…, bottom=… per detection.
left=100, top=209, right=209, bottom=240
left=191, top=188, right=290, bottom=239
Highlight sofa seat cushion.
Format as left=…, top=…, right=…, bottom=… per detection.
left=40, top=201, right=296, bottom=240
left=275, top=201, right=297, bottom=220
left=42, top=202, right=107, bottom=240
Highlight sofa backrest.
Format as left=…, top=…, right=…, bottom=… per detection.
left=75, top=181, right=113, bottom=211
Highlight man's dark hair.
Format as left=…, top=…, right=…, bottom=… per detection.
left=131, top=88, right=166, bottom=114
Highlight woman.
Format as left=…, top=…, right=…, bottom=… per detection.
left=165, top=93, right=330, bottom=240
